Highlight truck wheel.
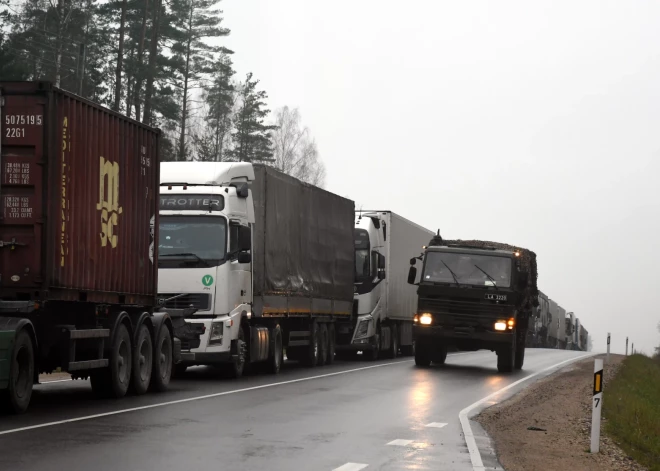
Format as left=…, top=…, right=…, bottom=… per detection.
left=222, top=326, right=246, bottom=379
left=414, top=342, right=432, bottom=367
left=514, top=337, right=526, bottom=370
left=266, top=325, right=283, bottom=374
left=150, top=325, right=173, bottom=391
left=130, top=324, right=153, bottom=395
left=303, top=322, right=320, bottom=367
left=387, top=323, right=398, bottom=359
left=318, top=324, right=329, bottom=366
left=2, top=330, right=34, bottom=414
left=432, top=345, right=448, bottom=365
left=92, top=323, right=132, bottom=398
left=497, top=337, right=516, bottom=373
left=326, top=324, right=336, bottom=365
left=368, top=323, right=381, bottom=361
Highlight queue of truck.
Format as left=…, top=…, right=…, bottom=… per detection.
left=0, top=81, right=590, bottom=414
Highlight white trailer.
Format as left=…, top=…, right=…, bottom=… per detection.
left=335, top=211, right=433, bottom=359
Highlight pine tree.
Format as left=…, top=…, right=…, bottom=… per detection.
left=229, top=72, right=275, bottom=163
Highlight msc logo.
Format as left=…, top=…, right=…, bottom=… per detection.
left=97, top=156, right=123, bottom=248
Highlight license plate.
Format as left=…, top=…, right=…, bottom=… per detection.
left=485, top=293, right=507, bottom=301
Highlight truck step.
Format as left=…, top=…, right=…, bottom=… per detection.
left=69, top=329, right=110, bottom=340
left=67, top=359, right=109, bottom=371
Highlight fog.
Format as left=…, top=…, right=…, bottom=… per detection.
left=221, top=0, right=660, bottom=354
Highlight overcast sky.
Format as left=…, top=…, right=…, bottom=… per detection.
left=220, top=0, right=659, bottom=355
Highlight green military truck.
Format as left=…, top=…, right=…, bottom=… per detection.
left=407, top=233, right=538, bottom=372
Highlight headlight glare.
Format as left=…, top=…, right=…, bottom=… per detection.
left=419, top=313, right=433, bottom=325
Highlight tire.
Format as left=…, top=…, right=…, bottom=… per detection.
left=387, top=323, right=398, bottom=359
left=266, top=325, right=283, bottom=374
left=222, top=326, right=246, bottom=379
left=326, top=324, right=336, bottom=365
left=150, top=325, right=173, bottom=391
left=2, top=329, right=34, bottom=414
left=514, top=334, right=526, bottom=370
left=367, top=323, right=381, bottom=361
left=414, top=341, right=432, bottom=367
left=497, top=336, right=516, bottom=373
left=130, top=324, right=153, bottom=395
left=303, top=321, right=320, bottom=367
left=92, top=323, right=132, bottom=398
left=432, top=344, right=448, bottom=365
left=318, top=324, right=329, bottom=366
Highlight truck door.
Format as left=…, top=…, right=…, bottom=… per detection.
left=229, top=222, right=251, bottom=306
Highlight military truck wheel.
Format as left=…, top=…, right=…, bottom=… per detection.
left=432, top=344, right=448, bottom=365
left=318, top=324, right=329, bottom=366
left=2, top=329, right=34, bottom=414
left=387, top=323, right=399, bottom=359
left=514, top=339, right=525, bottom=370
left=303, top=322, right=320, bottom=367
left=130, top=324, right=153, bottom=395
left=415, top=342, right=432, bottom=367
left=150, top=325, right=173, bottom=391
left=326, top=324, right=336, bottom=365
left=497, top=336, right=516, bottom=373
left=266, top=325, right=283, bottom=374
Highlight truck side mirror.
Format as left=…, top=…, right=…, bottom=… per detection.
left=377, top=254, right=386, bottom=280
left=517, top=272, right=529, bottom=289
left=238, top=226, right=251, bottom=251
left=377, top=269, right=386, bottom=280
left=235, top=182, right=249, bottom=198
left=407, top=266, right=417, bottom=285
left=410, top=257, right=417, bottom=266
left=237, top=252, right=251, bottom=264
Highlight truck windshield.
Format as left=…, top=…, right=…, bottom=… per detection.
left=354, top=229, right=370, bottom=281
left=422, top=252, right=512, bottom=288
left=158, top=216, right=227, bottom=268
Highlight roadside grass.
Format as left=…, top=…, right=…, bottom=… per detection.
left=604, top=354, right=660, bottom=471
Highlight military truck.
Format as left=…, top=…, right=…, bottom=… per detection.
left=407, top=234, right=538, bottom=373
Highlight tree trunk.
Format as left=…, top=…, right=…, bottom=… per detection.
left=54, top=0, right=63, bottom=87
left=125, top=43, right=136, bottom=118
left=133, top=0, right=150, bottom=120
left=177, top=2, right=194, bottom=161
left=143, top=0, right=161, bottom=124
left=114, top=0, right=128, bottom=111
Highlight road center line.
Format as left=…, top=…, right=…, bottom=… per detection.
left=459, top=352, right=597, bottom=471
left=1, top=360, right=414, bottom=436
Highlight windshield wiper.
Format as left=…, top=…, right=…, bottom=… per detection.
left=474, top=264, right=498, bottom=290
left=160, top=252, right=211, bottom=267
left=441, top=261, right=462, bottom=285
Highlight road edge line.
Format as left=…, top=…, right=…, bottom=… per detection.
left=459, top=352, right=598, bottom=471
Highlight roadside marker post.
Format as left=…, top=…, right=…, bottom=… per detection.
left=590, top=359, right=604, bottom=453
left=626, top=337, right=629, bottom=356
left=606, top=333, right=610, bottom=363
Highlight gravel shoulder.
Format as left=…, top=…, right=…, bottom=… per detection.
left=476, top=354, right=648, bottom=471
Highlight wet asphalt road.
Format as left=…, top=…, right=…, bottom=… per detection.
left=0, top=349, right=591, bottom=471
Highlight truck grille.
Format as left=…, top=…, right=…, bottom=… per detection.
left=420, top=298, right=511, bottom=317
left=158, top=293, right=211, bottom=311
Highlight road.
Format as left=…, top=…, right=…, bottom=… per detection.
left=0, top=349, right=591, bottom=471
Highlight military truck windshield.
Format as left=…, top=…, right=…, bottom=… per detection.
left=158, top=216, right=227, bottom=268
left=423, top=252, right=512, bottom=288
left=354, top=229, right=370, bottom=281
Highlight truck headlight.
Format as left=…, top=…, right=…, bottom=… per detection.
left=419, top=313, right=433, bottom=325
left=209, top=322, right=223, bottom=345
left=494, top=321, right=507, bottom=331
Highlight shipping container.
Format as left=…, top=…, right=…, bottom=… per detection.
left=0, top=82, right=200, bottom=414
left=0, top=81, right=159, bottom=305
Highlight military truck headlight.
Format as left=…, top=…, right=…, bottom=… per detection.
left=494, top=321, right=507, bottom=331
left=419, top=313, right=433, bottom=325
left=209, top=322, right=224, bottom=345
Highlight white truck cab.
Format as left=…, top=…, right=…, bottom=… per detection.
left=158, top=162, right=254, bottom=371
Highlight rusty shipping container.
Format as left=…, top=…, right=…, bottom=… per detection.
left=0, top=82, right=159, bottom=306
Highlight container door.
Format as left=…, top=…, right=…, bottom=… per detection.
left=0, top=90, right=46, bottom=291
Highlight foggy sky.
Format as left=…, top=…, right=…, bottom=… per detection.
left=220, top=0, right=660, bottom=354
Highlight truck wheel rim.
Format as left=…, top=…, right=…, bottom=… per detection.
left=13, top=345, right=31, bottom=399
left=139, top=335, right=152, bottom=382
left=159, top=335, right=172, bottom=379
left=118, top=338, right=130, bottom=385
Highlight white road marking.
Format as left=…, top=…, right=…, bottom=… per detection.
left=387, top=439, right=414, bottom=446
left=425, top=422, right=448, bottom=428
left=332, top=463, right=368, bottom=471
left=0, top=360, right=414, bottom=436
left=459, top=352, right=597, bottom=471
